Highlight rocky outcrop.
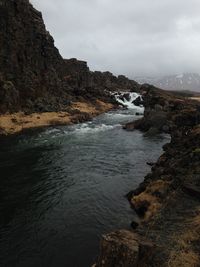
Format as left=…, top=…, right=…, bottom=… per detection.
left=90, top=72, right=139, bottom=93
left=0, top=0, right=140, bottom=115
left=96, top=86, right=200, bottom=266
left=0, top=78, right=19, bottom=113
left=0, top=0, right=66, bottom=112
left=130, top=91, right=200, bottom=266
left=95, top=230, right=154, bottom=267
left=127, top=123, right=200, bottom=266
left=124, top=84, right=200, bottom=135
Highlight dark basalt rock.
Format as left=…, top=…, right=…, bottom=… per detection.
left=132, top=96, right=144, bottom=106
left=123, top=93, right=131, bottom=101
left=0, top=78, right=19, bottom=113
left=144, top=127, right=160, bottom=136
left=146, top=162, right=155, bottom=167
left=124, top=84, right=200, bottom=135
left=182, top=182, right=200, bottom=200
left=95, top=230, right=154, bottom=267
left=135, top=112, right=143, bottom=116
left=130, top=220, right=139, bottom=229
left=132, top=200, right=150, bottom=217
left=0, top=0, right=66, bottom=112
left=123, top=89, right=200, bottom=266
left=96, top=87, right=200, bottom=267
left=0, top=0, right=140, bottom=114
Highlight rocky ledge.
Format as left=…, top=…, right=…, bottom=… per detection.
left=95, top=85, right=200, bottom=266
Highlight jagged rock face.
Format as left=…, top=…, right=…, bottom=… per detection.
left=63, top=60, right=140, bottom=95
left=0, top=78, right=19, bottom=113
left=0, top=0, right=140, bottom=113
left=63, top=58, right=91, bottom=89
left=91, top=72, right=139, bottom=92
left=0, top=0, right=66, bottom=108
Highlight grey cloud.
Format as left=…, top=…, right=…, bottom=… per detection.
left=31, top=0, right=200, bottom=77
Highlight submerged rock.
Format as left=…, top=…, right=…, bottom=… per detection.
left=144, top=127, right=160, bottom=136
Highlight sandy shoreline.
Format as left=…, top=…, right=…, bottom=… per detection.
left=0, top=100, right=114, bottom=136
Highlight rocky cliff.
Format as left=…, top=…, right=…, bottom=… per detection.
left=0, top=0, right=139, bottom=115
left=0, top=0, right=65, bottom=113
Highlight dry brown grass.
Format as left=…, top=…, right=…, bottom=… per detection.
left=131, top=180, right=171, bottom=221
left=167, top=210, right=200, bottom=267
left=71, top=102, right=97, bottom=114
left=168, top=251, right=199, bottom=267
left=71, top=100, right=113, bottom=114
left=132, top=192, right=161, bottom=221
left=0, top=100, right=114, bottom=135
left=146, top=179, right=171, bottom=194
left=0, top=111, right=71, bottom=135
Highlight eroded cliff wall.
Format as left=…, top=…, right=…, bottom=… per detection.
left=0, top=0, right=139, bottom=114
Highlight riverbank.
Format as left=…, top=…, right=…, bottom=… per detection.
left=0, top=100, right=114, bottom=136
left=95, top=86, right=200, bottom=267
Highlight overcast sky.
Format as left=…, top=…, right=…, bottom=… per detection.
left=31, top=0, right=200, bottom=78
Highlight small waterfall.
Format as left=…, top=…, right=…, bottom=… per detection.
left=112, top=91, right=144, bottom=114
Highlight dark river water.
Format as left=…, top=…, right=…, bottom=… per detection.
left=0, top=108, right=169, bottom=267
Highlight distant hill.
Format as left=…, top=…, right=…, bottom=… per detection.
left=135, top=73, right=200, bottom=92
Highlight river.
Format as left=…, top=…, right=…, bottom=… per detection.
left=0, top=105, right=169, bottom=267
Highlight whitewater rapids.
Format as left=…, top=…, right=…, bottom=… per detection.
left=112, top=91, right=144, bottom=114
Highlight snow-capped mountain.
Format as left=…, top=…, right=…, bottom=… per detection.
left=135, top=73, right=200, bottom=92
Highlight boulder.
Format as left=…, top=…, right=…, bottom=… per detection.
left=144, top=127, right=160, bottom=136
left=154, top=104, right=163, bottom=111
left=123, top=93, right=131, bottom=101
left=123, top=122, right=135, bottom=131
left=132, top=96, right=144, bottom=106
left=130, top=220, right=139, bottom=229
left=96, top=230, right=154, bottom=267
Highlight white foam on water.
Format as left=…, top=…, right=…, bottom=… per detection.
left=38, top=123, right=119, bottom=139
left=106, top=113, right=135, bottom=118
left=112, top=91, right=144, bottom=113
left=65, top=123, right=120, bottom=135
left=37, top=91, right=144, bottom=140
left=45, top=128, right=61, bottom=135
